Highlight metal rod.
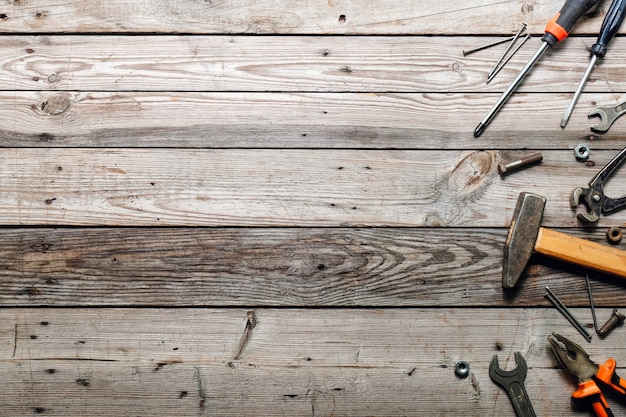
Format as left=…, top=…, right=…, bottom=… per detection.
left=474, top=41, right=550, bottom=137
left=487, top=34, right=531, bottom=84
left=585, top=273, right=600, bottom=333
left=560, top=54, right=597, bottom=128
left=545, top=286, right=592, bottom=342
left=463, top=36, right=515, bottom=56
left=487, top=23, right=527, bottom=79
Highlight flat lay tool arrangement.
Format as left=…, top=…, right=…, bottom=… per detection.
left=5, top=1, right=626, bottom=415
left=471, top=1, right=626, bottom=415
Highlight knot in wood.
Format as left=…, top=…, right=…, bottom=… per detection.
left=40, top=94, right=71, bottom=115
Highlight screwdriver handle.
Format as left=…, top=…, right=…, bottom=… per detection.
left=544, top=0, right=600, bottom=45
left=591, top=0, right=626, bottom=58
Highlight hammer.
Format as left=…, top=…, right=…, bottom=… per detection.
left=503, top=192, right=626, bottom=288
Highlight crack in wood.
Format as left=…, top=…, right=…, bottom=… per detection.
left=233, top=310, right=257, bottom=360
left=193, top=367, right=207, bottom=413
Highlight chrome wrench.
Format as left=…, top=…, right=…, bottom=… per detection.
left=589, top=100, right=626, bottom=133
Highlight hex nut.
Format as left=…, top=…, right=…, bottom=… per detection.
left=454, top=360, right=470, bottom=378
left=606, top=227, right=623, bottom=244
left=575, top=144, right=590, bottom=160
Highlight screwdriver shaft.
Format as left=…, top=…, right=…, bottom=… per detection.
left=474, top=41, right=549, bottom=137
left=560, top=54, right=597, bottom=128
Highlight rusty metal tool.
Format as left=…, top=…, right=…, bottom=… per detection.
left=589, top=100, right=626, bottom=133
left=585, top=273, right=625, bottom=337
left=489, top=352, right=537, bottom=417
left=549, top=333, right=626, bottom=417
left=498, top=152, right=543, bottom=176
left=502, top=192, right=626, bottom=289
left=474, top=0, right=600, bottom=137
left=545, top=286, right=592, bottom=342
left=570, top=145, right=626, bottom=222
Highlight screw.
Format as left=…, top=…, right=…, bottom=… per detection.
left=598, top=308, right=625, bottom=337
left=498, top=152, right=543, bottom=176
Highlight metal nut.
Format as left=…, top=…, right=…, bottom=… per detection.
left=454, top=360, right=470, bottom=378
left=606, top=227, right=623, bottom=244
left=575, top=144, right=590, bottom=160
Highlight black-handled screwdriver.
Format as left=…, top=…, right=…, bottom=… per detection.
left=560, top=0, right=626, bottom=128
left=474, top=0, right=599, bottom=137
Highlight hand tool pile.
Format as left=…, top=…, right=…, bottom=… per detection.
left=469, top=2, right=626, bottom=414
left=474, top=0, right=626, bottom=136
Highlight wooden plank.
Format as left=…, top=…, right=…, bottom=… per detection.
left=0, top=148, right=625, bottom=227
left=1, top=227, right=624, bottom=307
left=0, top=0, right=615, bottom=35
left=3, top=35, right=626, bottom=92
left=1, top=91, right=622, bottom=149
left=0, top=308, right=624, bottom=416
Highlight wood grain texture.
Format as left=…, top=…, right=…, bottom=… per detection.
left=1, top=148, right=625, bottom=227
left=2, top=35, right=626, bottom=92
left=0, top=308, right=624, bottom=417
left=0, top=0, right=616, bottom=35
left=3, top=0, right=626, bottom=414
left=0, top=91, right=623, bottom=148
left=0, top=227, right=624, bottom=307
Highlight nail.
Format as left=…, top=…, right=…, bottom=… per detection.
left=487, top=34, right=531, bottom=84
left=487, top=23, right=527, bottom=79
left=462, top=36, right=515, bottom=56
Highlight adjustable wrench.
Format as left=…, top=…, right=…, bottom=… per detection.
left=489, top=352, right=537, bottom=417
left=589, top=100, right=626, bottom=133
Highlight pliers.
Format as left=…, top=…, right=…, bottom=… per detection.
left=548, top=333, right=626, bottom=417
left=570, top=145, right=626, bottom=223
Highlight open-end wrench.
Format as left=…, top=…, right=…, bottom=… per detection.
left=489, top=352, right=537, bottom=417
left=589, top=100, right=626, bottom=133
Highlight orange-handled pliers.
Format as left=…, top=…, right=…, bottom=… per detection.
left=548, top=333, right=626, bottom=417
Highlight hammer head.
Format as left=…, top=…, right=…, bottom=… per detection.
left=502, top=192, right=546, bottom=289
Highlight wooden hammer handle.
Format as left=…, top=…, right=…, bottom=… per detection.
left=535, top=227, right=626, bottom=279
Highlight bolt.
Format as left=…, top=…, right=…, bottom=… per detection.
left=498, top=152, right=543, bottom=176
left=598, top=308, right=625, bottom=337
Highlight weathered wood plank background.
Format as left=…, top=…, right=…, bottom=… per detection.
left=2, top=0, right=626, bottom=415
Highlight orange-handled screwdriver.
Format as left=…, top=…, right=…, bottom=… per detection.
left=474, top=0, right=599, bottom=137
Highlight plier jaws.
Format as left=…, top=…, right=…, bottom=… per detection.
left=548, top=333, right=597, bottom=381
left=549, top=333, right=626, bottom=417
left=570, top=145, right=626, bottom=223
